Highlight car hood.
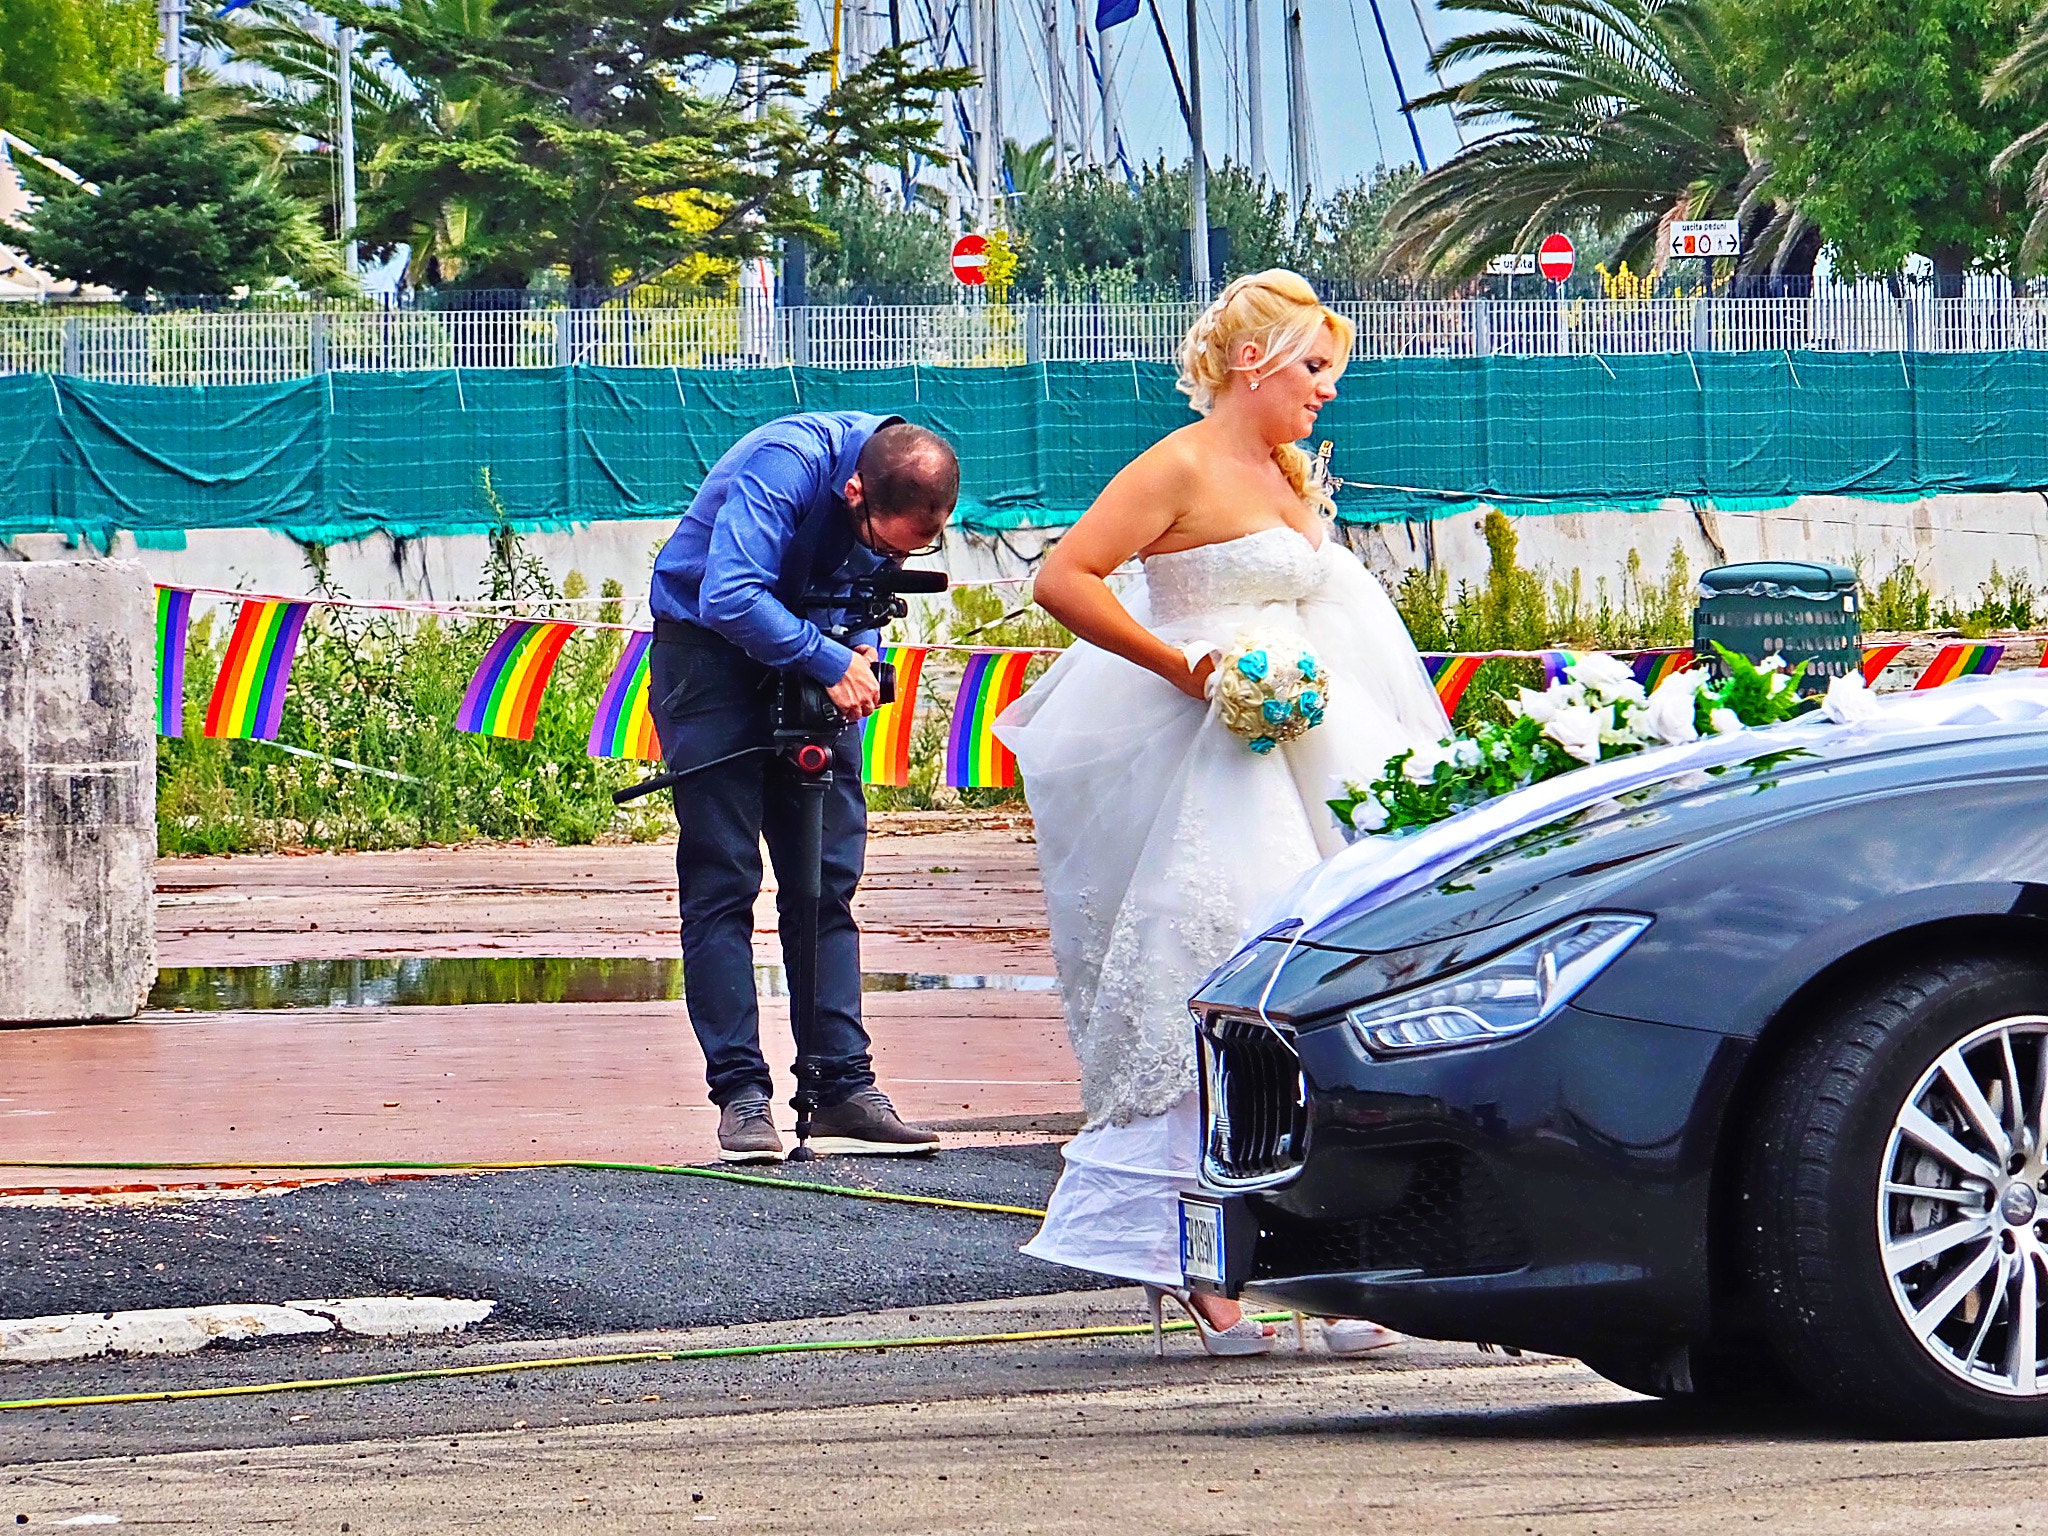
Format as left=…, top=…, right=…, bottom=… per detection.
left=1223, top=676, right=2048, bottom=994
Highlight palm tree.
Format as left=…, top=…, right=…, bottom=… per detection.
left=1376, top=0, right=1808, bottom=281
left=1986, top=5, right=2048, bottom=269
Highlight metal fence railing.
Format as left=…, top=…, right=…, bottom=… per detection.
left=10, top=295, right=2048, bottom=383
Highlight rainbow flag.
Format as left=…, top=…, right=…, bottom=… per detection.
left=1631, top=648, right=1694, bottom=692
left=1862, top=642, right=1909, bottom=685
left=155, top=586, right=192, bottom=737
left=944, top=651, right=1033, bottom=789
left=455, top=620, right=578, bottom=740
left=587, top=631, right=662, bottom=761
left=1915, top=641, right=2004, bottom=690
left=1542, top=649, right=1581, bottom=686
left=1422, top=653, right=1483, bottom=714
left=861, top=646, right=929, bottom=786
left=202, top=599, right=311, bottom=741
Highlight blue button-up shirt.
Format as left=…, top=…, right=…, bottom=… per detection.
left=649, top=411, right=899, bottom=686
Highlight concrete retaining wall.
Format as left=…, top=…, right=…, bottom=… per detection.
left=0, top=561, right=156, bottom=1023
left=10, top=491, right=2048, bottom=608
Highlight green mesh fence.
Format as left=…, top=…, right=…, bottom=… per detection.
left=4, top=354, right=2045, bottom=546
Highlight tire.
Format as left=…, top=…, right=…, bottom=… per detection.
left=1743, top=952, right=2048, bottom=1435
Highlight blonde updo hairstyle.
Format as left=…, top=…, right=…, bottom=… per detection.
left=1176, top=268, right=1354, bottom=515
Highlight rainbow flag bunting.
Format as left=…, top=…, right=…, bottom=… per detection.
left=1915, top=641, right=2004, bottom=690
left=586, top=631, right=662, bottom=762
left=155, top=586, right=192, bottom=737
left=455, top=620, right=578, bottom=740
left=944, top=651, right=1033, bottom=789
left=1422, top=653, right=1484, bottom=714
left=1862, top=643, right=1909, bottom=685
left=202, top=599, right=311, bottom=741
left=1542, top=649, right=1581, bottom=686
left=861, top=646, right=929, bottom=786
left=1630, top=648, right=1694, bottom=692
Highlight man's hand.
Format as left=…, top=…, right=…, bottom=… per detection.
left=827, top=645, right=884, bottom=720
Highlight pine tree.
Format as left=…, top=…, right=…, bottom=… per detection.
left=19, top=73, right=340, bottom=301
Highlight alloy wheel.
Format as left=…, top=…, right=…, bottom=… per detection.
left=1880, top=1015, right=2048, bottom=1396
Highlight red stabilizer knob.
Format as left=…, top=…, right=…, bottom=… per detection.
left=792, top=742, right=832, bottom=775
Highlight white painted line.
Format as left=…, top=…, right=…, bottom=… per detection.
left=0, top=1297, right=494, bottom=1362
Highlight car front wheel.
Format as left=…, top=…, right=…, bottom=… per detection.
left=1745, top=953, right=2048, bottom=1434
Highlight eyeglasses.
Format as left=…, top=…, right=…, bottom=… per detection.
left=862, top=508, right=947, bottom=561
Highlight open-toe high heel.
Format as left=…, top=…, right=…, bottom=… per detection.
left=1141, top=1284, right=1276, bottom=1358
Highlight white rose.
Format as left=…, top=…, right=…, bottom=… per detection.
left=1352, top=795, right=1390, bottom=831
left=1759, top=654, right=1787, bottom=672
left=1403, top=742, right=1451, bottom=783
left=1709, top=707, right=1743, bottom=736
left=1766, top=672, right=1790, bottom=696
left=1543, top=705, right=1605, bottom=764
left=1571, top=652, right=1636, bottom=691
left=1451, top=738, right=1484, bottom=770
left=1644, top=670, right=1705, bottom=744
left=1822, top=670, right=1885, bottom=724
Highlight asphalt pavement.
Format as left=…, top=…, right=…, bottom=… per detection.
left=0, top=1147, right=1082, bottom=1336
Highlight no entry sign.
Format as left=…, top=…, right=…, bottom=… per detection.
left=1537, top=233, right=1575, bottom=283
left=951, top=234, right=988, bottom=286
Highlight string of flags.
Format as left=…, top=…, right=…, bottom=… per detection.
left=156, top=586, right=2037, bottom=791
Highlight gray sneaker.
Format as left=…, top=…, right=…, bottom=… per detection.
left=717, top=1095, right=783, bottom=1164
left=805, top=1088, right=942, bottom=1156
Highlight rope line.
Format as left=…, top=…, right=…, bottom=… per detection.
left=0, top=1315, right=1299, bottom=1413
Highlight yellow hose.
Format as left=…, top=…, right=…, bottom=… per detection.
left=0, top=1315, right=1298, bottom=1413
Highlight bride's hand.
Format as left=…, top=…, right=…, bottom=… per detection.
left=1174, top=653, right=1217, bottom=701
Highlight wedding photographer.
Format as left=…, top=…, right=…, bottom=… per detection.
left=645, top=411, right=958, bottom=1163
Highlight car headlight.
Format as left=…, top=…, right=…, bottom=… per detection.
left=1343, top=915, right=1650, bottom=1056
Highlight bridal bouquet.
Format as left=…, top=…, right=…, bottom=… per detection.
left=1214, top=634, right=1328, bottom=755
left=1329, top=645, right=1815, bottom=836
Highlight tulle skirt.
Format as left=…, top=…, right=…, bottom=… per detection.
left=999, top=543, right=1447, bottom=1287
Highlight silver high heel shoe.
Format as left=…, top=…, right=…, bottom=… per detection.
left=1142, top=1284, right=1276, bottom=1358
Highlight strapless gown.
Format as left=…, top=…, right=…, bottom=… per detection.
left=995, top=524, right=1449, bottom=1285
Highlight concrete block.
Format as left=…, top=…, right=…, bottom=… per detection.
left=0, top=560, right=156, bottom=1023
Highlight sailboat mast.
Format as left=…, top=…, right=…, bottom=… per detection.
left=1185, top=0, right=1209, bottom=293
left=1073, top=0, right=1095, bottom=168
left=1283, top=0, right=1312, bottom=211
left=1043, top=0, right=1065, bottom=175
left=1244, top=0, right=1264, bottom=183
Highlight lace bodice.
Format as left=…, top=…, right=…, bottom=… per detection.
left=1141, top=525, right=1328, bottom=627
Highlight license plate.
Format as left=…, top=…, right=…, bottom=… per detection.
left=1179, top=1196, right=1227, bottom=1288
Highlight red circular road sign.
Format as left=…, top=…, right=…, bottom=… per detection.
left=1537, top=233, right=1576, bottom=283
left=951, top=234, right=988, bottom=287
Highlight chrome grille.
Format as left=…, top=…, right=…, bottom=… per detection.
left=1197, top=1010, right=1309, bottom=1190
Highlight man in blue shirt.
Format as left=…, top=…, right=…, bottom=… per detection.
left=648, top=412, right=957, bottom=1162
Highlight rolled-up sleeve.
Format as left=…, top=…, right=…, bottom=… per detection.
left=696, top=444, right=854, bottom=686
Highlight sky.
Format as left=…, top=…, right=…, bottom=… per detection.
left=800, top=0, right=1470, bottom=207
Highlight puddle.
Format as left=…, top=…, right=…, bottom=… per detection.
left=146, top=958, right=1059, bottom=1012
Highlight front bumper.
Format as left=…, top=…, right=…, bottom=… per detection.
left=1197, top=998, right=1750, bottom=1360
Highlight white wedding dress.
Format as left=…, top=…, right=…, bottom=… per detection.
left=996, top=523, right=1450, bottom=1286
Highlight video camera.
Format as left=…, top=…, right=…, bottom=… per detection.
left=769, top=564, right=950, bottom=747
left=614, top=564, right=949, bottom=804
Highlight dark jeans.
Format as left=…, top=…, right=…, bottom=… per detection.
left=649, top=629, right=875, bottom=1109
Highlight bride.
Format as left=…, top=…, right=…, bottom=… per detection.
left=995, top=270, right=1449, bottom=1354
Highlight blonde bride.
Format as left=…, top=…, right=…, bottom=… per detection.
left=996, top=270, right=1449, bottom=1354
